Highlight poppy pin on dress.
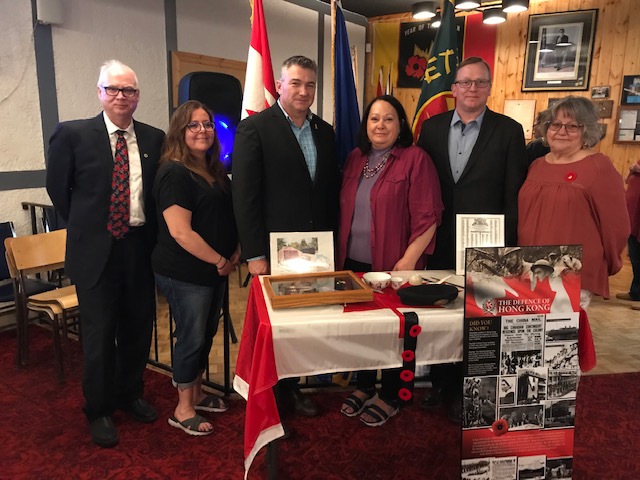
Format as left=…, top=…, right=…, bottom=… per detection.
left=565, top=172, right=577, bottom=182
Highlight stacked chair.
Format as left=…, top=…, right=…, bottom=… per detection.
left=4, top=229, right=80, bottom=382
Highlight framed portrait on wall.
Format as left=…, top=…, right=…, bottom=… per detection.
left=621, top=75, right=640, bottom=105
left=614, top=106, right=640, bottom=144
left=523, top=10, right=597, bottom=91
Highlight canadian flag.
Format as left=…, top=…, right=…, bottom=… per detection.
left=241, top=0, right=277, bottom=119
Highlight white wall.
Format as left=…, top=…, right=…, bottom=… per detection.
left=51, top=0, right=168, bottom=130
left=0, top=1, right=51, bottom=234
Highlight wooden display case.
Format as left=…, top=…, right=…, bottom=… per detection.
left=264, top=270, right=373, bottom=309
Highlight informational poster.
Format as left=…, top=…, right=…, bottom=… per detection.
left=461, top=245, right=582, bottom=480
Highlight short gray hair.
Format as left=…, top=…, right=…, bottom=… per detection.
left=280, top=55, right=318, bottom=77
left=541, top=96, right=602, bottom=148
left=97, top=59, right=138, bottom=88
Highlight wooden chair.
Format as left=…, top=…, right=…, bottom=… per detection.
left=5, top=230, right=80, bottom=382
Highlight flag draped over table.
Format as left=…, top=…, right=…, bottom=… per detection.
left=332, top=0, right=360, bottom=170
left=411, top=0, right=459, bottom=141
left=241, top=0, right=277, bottom=119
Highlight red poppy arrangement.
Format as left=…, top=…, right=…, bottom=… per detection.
left=397, top=312, right=420, bottom=405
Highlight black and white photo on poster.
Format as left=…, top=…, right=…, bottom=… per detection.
left=516, top=367, right=547, bottom=405
left=499, top=375, right=517, bottom=405
left=461, top=458, right=491, bottom=480
left=499, top=404, right=544, bottom=431
left=545, top=342, right=579, bottom=370
left=547, top=369, right=578, bottom=400
left=465, top=317, right=502, bottom=377
left=491, top=457, right=517, bottom=480
left=517, top=455, right=546, bottom=480
left=545, top=457, right=573, bottom=479
left=501, top=349, right=543, bottom=375
left=545, top=312, right=579, bottom=343
left=544, top=399, right=576, bottom=428
left=462, top=376, right=498, bottom=429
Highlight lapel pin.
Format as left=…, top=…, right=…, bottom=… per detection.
left=143, top=153, right=148, bottom=158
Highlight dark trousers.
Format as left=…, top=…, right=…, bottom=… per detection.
left=628, top=235, right=640, bottom=300
left=430, top=363, right=463, bottom=401
left=76, top=230, right=155, bottom=421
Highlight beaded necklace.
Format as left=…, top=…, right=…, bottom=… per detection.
left=362, top=150, right=391, bottom=179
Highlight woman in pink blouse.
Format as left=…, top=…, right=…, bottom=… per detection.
left=338, top=95, right=443, bottom=427
left=518, top=96, right=629, bottom=305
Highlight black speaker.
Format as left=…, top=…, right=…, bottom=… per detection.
left=178, top=72, right=242, bottom=123
left=178, top=72, right=243, bottom=170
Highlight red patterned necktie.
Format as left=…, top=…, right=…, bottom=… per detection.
left=107, top=130, right=130, bottom=239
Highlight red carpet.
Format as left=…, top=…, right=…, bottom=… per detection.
left=1, top=325, right=639, bottom=479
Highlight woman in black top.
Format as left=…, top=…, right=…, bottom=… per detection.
left=152, top=100, right=239, bottom=436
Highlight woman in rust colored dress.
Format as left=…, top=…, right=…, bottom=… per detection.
left=518, top=96, right=630, bottom=307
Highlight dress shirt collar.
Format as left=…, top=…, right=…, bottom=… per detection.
left=277, top=99, right=313, bottom=126
left=450, top=107, right=487, bottom=129
left=103, top=112, right=135, bottom=137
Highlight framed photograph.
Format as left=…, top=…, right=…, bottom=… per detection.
left=455, top=214, right=504, bottom=275
left=264, top=270, right=372, bottom=309
left=614, top=106, right=640, bottom=144
left=522, top=10, right=597, bottom=91
left=269, top=231, right=334, bottom=275
left=591, top=85, right=610, bottom=99
left=621, top=75, right=640, bottom=105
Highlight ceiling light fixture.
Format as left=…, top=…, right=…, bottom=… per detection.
left=412, top=1, right=437, bottom=20
left=502, top=0, right=530, bottom=13
left=430, top=12, right=442, bottom=28
left=455, top=0, right=480, bottom=10
left=483, top=6, right=507, bottom=25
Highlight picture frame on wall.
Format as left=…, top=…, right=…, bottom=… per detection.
left=523, top=10, right=598, bottom=92
left=621, top=75, right=640, bottom=105
left=591, top=85, right=610, bottom=98
left=614, top=106, right=640, bottom=144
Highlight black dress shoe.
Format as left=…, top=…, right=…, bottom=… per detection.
left=120, top=398, right=158, bottom=423
left=292, top=389, right=319, bottom=417
left=89, top=416, right=119, bottom=448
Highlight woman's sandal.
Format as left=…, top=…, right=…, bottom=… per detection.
left=340, top=390, right=377, bottom=417
left=195, top=394, right=229, bottom=413
left=168, top=414, right=213, bottom=436
left=360, top=402, right=399, bottom=427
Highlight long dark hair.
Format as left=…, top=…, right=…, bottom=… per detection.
left=356, top=95, right=414, bottom=154
left=161, top=100, right=227, bottom=188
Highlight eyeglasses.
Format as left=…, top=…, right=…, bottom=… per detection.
left=546, top=121, right=583, bottom=133
left=186, top=121, right=215, bottom=133
left=453, top=79, right=491, bottom=89
left=100, top=85, right=138, bottom=98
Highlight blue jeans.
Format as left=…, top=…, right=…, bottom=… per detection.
left=154, top=274, right=225, bottom=388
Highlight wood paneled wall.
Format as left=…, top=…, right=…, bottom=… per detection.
left=365, top=0, right=640, bottom=173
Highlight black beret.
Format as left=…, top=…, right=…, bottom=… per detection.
left=397, top=284, right=458, bottom=306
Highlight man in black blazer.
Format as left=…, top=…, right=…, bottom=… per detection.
left=47, top=60, right=164, bottom=448
left=233, top=55, right=340, bottom=418
left=417, top=56, right=528, bottom=421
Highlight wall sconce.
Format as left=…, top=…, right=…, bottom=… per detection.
left=455, top=0, right=480, bottom=9
left=483, top=6, right=507, bottom=24
left=502, top=0, right=530, bottom=13
left=412, top=1, right=437, bottom=19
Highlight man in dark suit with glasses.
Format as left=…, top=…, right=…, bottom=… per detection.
left=417, top=56, right=528, bottom=423
left=47, top=59, right=164, bottom=448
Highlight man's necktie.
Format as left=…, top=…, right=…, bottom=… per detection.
left=107, top=130, right=130, bottom=239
